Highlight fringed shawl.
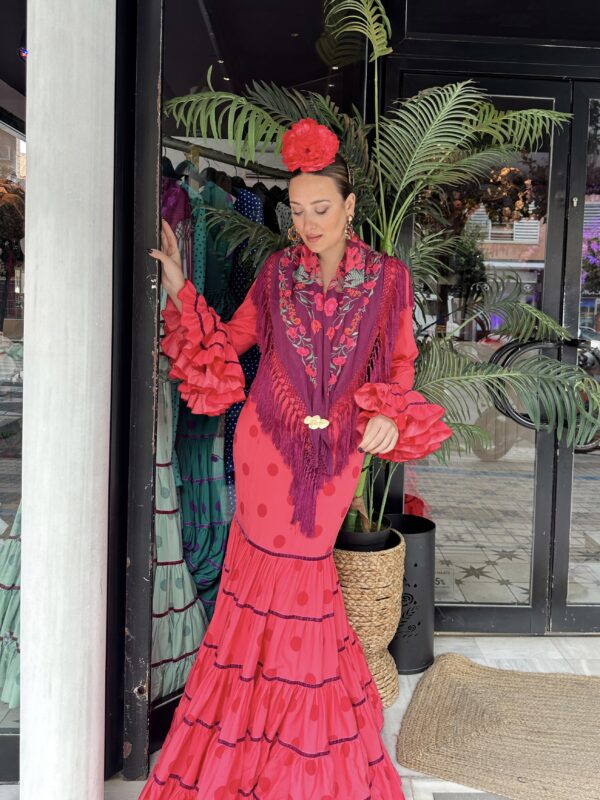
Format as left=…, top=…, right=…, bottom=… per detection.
left=250, top=237, right=413, bottom=537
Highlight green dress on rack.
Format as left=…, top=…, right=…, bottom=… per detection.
left=176, top=181, right=236, bottom=619
left=0, top=502, right=21, bottom=709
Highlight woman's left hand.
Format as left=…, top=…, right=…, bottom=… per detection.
left=358, top=413, right=399, bottom=455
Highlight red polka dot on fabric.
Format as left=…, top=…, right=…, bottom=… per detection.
left=290, top=636, right=302, bottom=651
left=305, top=761, right=317, bottom=775
left=304, top=672, right=316, bottom=684
left=273, top=534, right=286, bottom=548
left=257, top=504, right=268, bottom=517
left=228, top=778, right=238, bottom=794
left=357, top=712, right=365, bottom=729
left=215, top=787, right=227, bottom=800
left=322, top=795, right=334, bottom=800
left=284, top=752, right=294, bottom=767
left=310, top=704, right=319, bottom=721
left=340, top=696, right=351, bottom=711
left=314, top=523, right=323, bottom=537
left=352, top=465, right=360, bottom=479
left=258, top=777, right=272, bottom=792
left=263, top=628, right=273, bottom=641
left=334, top=784, right=340, bottom=797
left=297, top=591, right=309, bottom=606
left=323, top=588, right=333, bottom=604
left=267, top=463, right=279, bottom=476
left=242, top=462, right=250, bottom=476
left=341, top=742, right=351, bottom=757
left=323, top=482, right=336, bottom=496
left=249, top=424, right=259, bottom=437
left=214, top=746, right=225, bottom=759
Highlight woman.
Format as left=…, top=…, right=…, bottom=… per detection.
left=140, top=118, right=451, bottom=800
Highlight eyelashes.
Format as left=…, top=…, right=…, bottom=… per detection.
left=291, top=208, right=329, bottom=216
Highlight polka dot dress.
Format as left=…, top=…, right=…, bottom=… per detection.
left=224, top=188, right=264, bottom=514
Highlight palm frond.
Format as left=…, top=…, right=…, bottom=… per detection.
left=471, top=103, right=571, bottom=151
left=324, top=0, right=392, bottom=62
left=397, top=229, right=455, bottom=293
left=377, top=82, right=486, bottom=190
left=414, top=339, right=600, bottom=448
left=435, top=422, right=491, bottom=460
left=315, top=28, right=364, bottom=68
left=163, top=83, right=285, bottom=163
left=455, top=275, right=570, bottom=342
left=205, top=208, right=286, bottom=274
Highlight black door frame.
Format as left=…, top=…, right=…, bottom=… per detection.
left=120, top=0, right=164, bottom=782
left=388, top=68, right=574, bottom=634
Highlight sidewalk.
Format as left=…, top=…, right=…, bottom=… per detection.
left=2, top=634, right=592, bottom=800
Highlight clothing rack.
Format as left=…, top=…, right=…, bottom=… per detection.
left=162, top=135, right=290, bottom=180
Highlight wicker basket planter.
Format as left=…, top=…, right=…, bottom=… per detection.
left=333, top=528, right=405, bottom=708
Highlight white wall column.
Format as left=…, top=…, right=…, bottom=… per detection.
left=21, top=2, right=117, bottom=798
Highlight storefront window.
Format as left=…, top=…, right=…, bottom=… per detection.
left=0, top=120, right=24, bottom=737
left=567, top=97, right=600, bottom=603
left=413, top=94, right=553, bottom=606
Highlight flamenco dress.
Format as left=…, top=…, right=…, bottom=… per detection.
left=139, top=235, right=451, bottom=800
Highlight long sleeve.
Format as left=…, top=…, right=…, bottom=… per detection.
left=354, top=295, right=452, bottom=462
left=161, top=278, right=258, bottom=416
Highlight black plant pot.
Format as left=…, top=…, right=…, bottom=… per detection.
left=335, top=516, right=396, bottom=552
left=385, top=512, right=435, bottom=675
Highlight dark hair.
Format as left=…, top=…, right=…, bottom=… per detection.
left=290, top=153, right=354, bottom=200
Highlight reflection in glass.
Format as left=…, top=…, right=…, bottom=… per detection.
left=567, top=98, right=600, bottom=604
left=0, top=122, right=25, bottom=729
left=414, top=96, right=553, bottom=605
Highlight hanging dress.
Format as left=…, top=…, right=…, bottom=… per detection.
left=0, top=502, right=20, bottom=709
left=140, top=235, right=451, bottom=800
left=176, top=183, right=234, bottom=618
left=151, top=183, right=207, bottom=699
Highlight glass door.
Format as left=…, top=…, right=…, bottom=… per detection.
left=399, top=74, right=572, bottom=633
left=551, top=82, right=600, bottom=632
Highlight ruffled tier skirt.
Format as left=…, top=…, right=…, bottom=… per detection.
left=140, top=515, right=404, bottom=799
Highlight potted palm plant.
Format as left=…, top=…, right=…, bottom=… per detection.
left=162, top=0, right=600, bottom=699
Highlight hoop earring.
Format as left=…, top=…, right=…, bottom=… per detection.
left=345, top=215, right=354, bottom=240
left=288, top=224, right=302, bottom=244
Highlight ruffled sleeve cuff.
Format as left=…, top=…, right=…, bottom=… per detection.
left=354, top=382, right=452, bottom=461
left=161, top=279, right=246, bottom=416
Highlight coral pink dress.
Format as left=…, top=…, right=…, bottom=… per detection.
left=140, top=236, right=451, bottom=800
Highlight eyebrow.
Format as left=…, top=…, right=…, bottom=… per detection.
left=289, top=199, right=332, bottom=206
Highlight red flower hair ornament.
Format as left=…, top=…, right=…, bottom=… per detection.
left=281, top=117, right=340, bottom=173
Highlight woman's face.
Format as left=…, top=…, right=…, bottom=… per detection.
left=288, top=173, right=355, bottom=255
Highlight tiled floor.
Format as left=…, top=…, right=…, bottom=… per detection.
left=413, top=444, right=600, bottom=606
left=1, top=633, right=594, bottom=800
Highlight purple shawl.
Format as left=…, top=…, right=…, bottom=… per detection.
left=251, top=235, right=413, bottom=537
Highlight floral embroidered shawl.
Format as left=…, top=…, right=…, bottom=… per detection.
left=251, top=234, right=413, bottom=537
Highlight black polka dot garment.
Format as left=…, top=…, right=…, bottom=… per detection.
left=224, top=189, right=265, bottom=510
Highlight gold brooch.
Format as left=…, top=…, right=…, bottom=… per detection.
left=303, top=414, right=330, bottom=430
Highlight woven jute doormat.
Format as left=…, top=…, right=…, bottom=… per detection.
left=396, top=652, right=600, bottom=800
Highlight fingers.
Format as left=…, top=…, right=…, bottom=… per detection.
left=162, top=218, right=177, bottom=250
left=148, top=247, right=167, bottom=264
left=359, top=415, right=399, bottom=455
